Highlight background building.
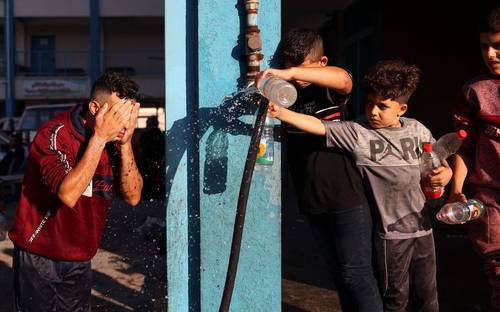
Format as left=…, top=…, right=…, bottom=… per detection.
left=0, top=0, right=164, bottom=125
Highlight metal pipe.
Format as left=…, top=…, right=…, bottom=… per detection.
left=245, top=0, right=263, bottom=83
left=218, top=2, right=267, bottom=310
left=4, top=0, right=15, bottom=118
left=218, top=96, right=269, bottom=312
left=90, top=0, right=101, bottom=83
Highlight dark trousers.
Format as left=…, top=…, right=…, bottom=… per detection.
left=309, top=203, right=383, bottom=312
left=468, top=190, right=500, bottom=311
left=375, top=234, right=438, bottom=312
left=13, top=246, right=92, bottom=312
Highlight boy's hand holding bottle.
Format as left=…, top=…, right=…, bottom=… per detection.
left=447, top=191, right=468, bottom=204
left=419, top=143, right=451, bottom=199
left=427, top=166, right=453, bottom=188
left=255, top=68, right=295, bottom=83
left=267, top=102, right=284, bottom=118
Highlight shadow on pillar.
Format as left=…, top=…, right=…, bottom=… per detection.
left=165, top=90, right=261, bottom=201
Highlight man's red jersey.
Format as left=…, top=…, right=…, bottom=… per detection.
left=9, top=105, right=119, bottom=261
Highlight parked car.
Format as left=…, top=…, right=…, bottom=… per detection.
left=17, top=103, right=76, bottom=142
left=0, top=131, right=11, bottom=161
left=0, top=117, right=20, bottom=132
left=0, top=130, right=28, bottom=175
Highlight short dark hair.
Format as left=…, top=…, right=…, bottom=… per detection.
left=479, top=7, right=500, bottom=33
left=364, top=59, right=421, bottom=104
left=85, top=72, right=139, bottom=112
left=279, top=28, right=324, bottom=67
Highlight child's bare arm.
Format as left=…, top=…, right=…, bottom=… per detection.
left=268, top=102, right=326, bottom=136
left=447, top=153, right=470, bottom=203
left=257, top=67, right=352, bottom=94
left=289, top=67, right=352, bottom=94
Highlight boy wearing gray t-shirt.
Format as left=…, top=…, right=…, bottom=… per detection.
left=267, top=59, right=452, bottom=311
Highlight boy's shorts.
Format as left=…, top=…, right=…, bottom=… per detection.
left=13, top=246, right=92, bottom=312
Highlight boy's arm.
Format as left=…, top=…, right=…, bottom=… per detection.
left=447, top=153, right=470, bottom=203
left=447, top=85, right=476, bottom=203
left=258, top=67, right=352, bottom=94
left=268, top=103, right=326, bottom=136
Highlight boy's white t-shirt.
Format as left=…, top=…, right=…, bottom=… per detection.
left=323, top=117, right=435, bottom=240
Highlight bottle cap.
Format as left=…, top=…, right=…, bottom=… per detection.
left=430, top=191, right=442, bottom=199
left=422, top=143, right=432, bottom=152
left=457, top=129, right=467, bottom=139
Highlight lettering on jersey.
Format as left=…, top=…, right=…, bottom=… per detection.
left=93, top=175, right=114, bottom=200
left=297, top=101, right=316, bottom=115
left=400, top=138, right=418, bottom=160
left=379, top=144, right=400, bottom=161
left=369, top=137, right=421, bottom=162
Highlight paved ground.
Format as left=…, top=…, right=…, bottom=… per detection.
left=281, top=187, right=491, bottom=312
left=0, top=198, right=167, bottom=312
left=0, top=191, right=491, bottom=312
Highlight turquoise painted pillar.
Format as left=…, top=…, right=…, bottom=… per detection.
left=165, top=0, right=281, bottom=311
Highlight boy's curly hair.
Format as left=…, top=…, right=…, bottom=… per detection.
left=479, top=7, right=500, bottom=33
left=85, top=72, right=139, bottom=112
left=279, top=28, right=324, bottom=67
left=363, top=59, right=421, bottom=103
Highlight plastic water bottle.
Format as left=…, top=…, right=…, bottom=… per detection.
left=419, top=143, right=444, bottom=199
left=433, top=130, right=467, bottom=161
left=255, top=116, right=274, bottom=172
left=436, top=199, right=485, bottom=224
left=256, top=76, right=297, bottom=108
left=0, top=212, right=7, bottom=241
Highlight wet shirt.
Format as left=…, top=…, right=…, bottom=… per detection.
left=323, top=118, right=434, bottom=239
left=453, top=75, right=500, bottom=205
left=286, top=84, right=367, bottom=214
left=9, top=105, right=119, bottom=261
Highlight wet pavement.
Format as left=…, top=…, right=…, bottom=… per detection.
left=0, top=198, right=166, bottom=312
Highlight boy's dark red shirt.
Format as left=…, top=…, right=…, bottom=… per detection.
left=453, top=75, right=500, bottom=199
left=9, top=105, right=118, bottom=261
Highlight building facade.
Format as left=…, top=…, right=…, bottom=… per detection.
left=0, top=0, right=164, bottom=116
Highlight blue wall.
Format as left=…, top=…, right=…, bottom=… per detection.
left=166, top=0, right=281, bottom=311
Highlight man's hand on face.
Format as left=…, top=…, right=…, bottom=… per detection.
left=118, top=101, right=140, bottom=145
left=93, top=99, right=132, bottom=143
